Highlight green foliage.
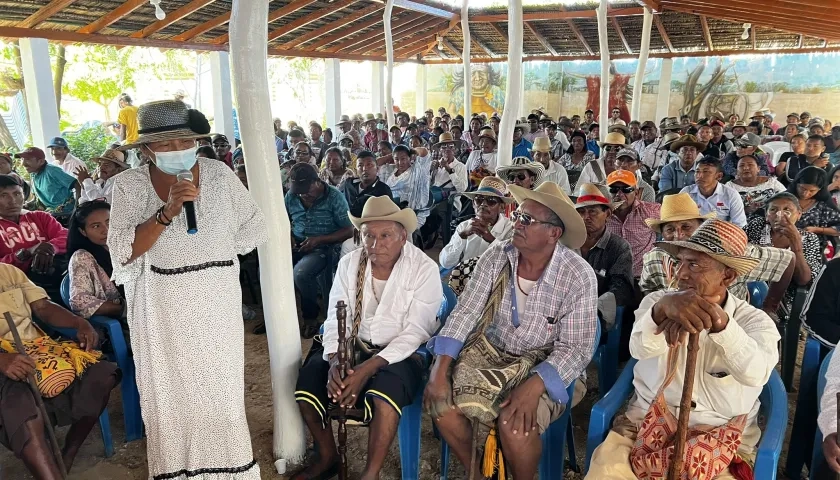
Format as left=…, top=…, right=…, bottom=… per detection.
left=146, top=49, right=195, bottom=81
left=63, top=124, right=114, bottom=167
left=62, top=45, right=136, bottom=120
left=743, top=81, right=759, bottom=93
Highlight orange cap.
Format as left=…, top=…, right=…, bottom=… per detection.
left=606, top=169, right=637, bottom=187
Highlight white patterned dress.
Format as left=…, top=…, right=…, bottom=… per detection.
left=108, top=159, right=267, bottom=479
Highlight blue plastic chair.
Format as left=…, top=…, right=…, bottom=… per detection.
left=786, top=336, right=831, bottom=479
left=59, top=275, right=143, bottom=443
left=438, top=320, right=602, bottom=480
left=593, top=306, right=625, bottom=396
left=747, top=281, right=769, bottom=308
left=439, top=265, right=453, bottom=279
left=585, top=359, right=788, bottom=478
left=810, top=347, right=834, bottom=480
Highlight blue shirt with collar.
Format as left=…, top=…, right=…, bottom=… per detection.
left=513, top=138, right=533, bottom=160
left=285, top=182, right=352, bottom=241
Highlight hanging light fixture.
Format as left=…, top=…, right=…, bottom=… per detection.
left=741, top=23, right=751, bottom=41
left=150, top=0, right=166, bottom=20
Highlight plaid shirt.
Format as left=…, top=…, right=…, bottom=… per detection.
left=639, top=244, right=794, bottom=299
left=606, top=201, right=661, bottom=278
left=428, top=241, right=599, bottom=404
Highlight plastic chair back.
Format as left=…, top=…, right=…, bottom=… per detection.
left=747, top=281, right=769, bottom=309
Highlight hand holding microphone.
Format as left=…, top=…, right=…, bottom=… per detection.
left=164, top=173, right=199, bottom=233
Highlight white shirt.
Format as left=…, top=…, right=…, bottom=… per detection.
left=819, top=349, right=840, bottom=437
left=322, top=243, right=443, bottom=364
left=577, top=157, right=608, bottom=186
left=641, top=138, right=673, bottom=170
left=553, top=131, right=570, bottom=152
left=80, top=177, right=115, bottom=204
left=433, top=159, right=468, bottom=211
left=54, top=153, right=85, bottom=178
left=515, top=276, right=536, bottom=314
left=465, top=150, right=498, bottom=173
left=439, top=214, right=512, bottom=269
left=542, top=161, right=571, bottom=194
left=629, top=290, right=780, bottom=451
left=632, top=138, right=656, bottom=158
left=681, top=182, right=747, bottom=227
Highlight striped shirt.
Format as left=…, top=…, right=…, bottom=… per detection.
left=606, top=200, right=661, bottom=278
left=428, top=241, right=599, bottom=405
left=285, top=182, right=352, bottom=241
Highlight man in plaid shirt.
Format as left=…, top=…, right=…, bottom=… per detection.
left=424, top=182, right=598, bottom=479
left=641, top=193, right=794, bottom=315
left=605, top=170, right=662, bottom=279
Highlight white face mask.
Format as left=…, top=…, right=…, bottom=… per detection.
left=148, top=146, right=198, bottom=175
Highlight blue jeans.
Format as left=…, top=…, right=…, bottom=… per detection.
left=293, top=249, right=329, bottom=321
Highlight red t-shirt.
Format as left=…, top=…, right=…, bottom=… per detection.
left=0, top=211, right=68, bottom=271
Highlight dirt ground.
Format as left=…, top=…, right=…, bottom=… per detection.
left=0, top=263, right=813, bottom=479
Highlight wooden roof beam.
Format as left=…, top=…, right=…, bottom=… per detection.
left=20, top=0, right=79, bottom=29
left=397, top=33, right=446, bottom=58
left=525, top=22, right=558, bottom=56
left=130, top=0, right=216, bottom=39
left=0, top=25, right=227, bottom=51
left=635, top=0, right=661, bottom=12
left=370, top=0, right=456, bottom=19
left=275, top=4, right=382, bottom=50
left=699, top=15, right=713, bottom=51
left=303, top=14, right=387, bottom=51
left=77, top=0, right=146, bottom=34
left=342, top=15, right=435, bottom=53
left=420, top=15, right=461, bottom=57
left=432, top=46, right=448, bottom=60
left=611, top=16, right=632, bottom=54
left=567, top=19, right=594, bottom=56
left=211, top=0, right=320, bottom=45
left=357, top=18, right=446, bottom=54
left=391, top=30, right=445, bottom=56
left=268, top=47, right=387, bottom=62
left=751, top=24, right=756, bottom=49
left=683, top=0, right=840, bottom=16
left=172, top=12, right=230, bottom=41
left=471, top=34, right=497, bottom=57
left=267, top=0, right=359, bottom=42
left=470, top=7, right=643, bottom=22
left=441, top=39, right=462, bottom=60
left=665, top=0, right=840, bottom=24
left=653, top=14, right=673, bottom=52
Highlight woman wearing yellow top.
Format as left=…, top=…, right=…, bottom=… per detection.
left=116, top=94, right=140, bottom=144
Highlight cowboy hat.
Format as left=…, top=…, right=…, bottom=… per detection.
left=574, top=183, right=615, bottom=209
left=434, top=132, right=458, bottom=146
left=750, top=111, right=765, bottom=119
left=669, top=134, right=707, bottom=152
left=660, top=117, right=681, bottom=131
left=118, top=100, right=212, bottom=151
left=497, top=157, right=545, bottom=186
left=336, top=114, right=352, bottom=125
left=396, top=111, right=410, bottom=121
left=539, top=114, right=555, bottom=123
left=462, top=176, right=514, bottom=204
left=640, top=120, right=657, bottom=131
left=92, top=149, right=129, bottom=169
left=599, top=132, right=626, bottom=147
left=607, top=123, right=630, bottom=139
left=655, top=219, right=760, bottom=276
left=531, top=136, right=551, bottom=153
left=477, top=127, right=497, bottom=143
left=507, top=182, right=587, bottom=249
left=732, top=121, right=747, bottom=128
left=644, top=192, right=716, bottom=233
left=364, top=113, right=377, bottom=124
left=349, top=195, right=418, bottom=233
left=659, top=132, right=681, bottom=150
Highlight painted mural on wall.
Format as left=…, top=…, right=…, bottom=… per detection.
left=425, top=52, right=840, bottom=121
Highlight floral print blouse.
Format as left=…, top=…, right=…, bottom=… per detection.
left=68, top=249, right=122, bottom=319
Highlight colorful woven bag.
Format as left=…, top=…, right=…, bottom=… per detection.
left=0, top=335, right=103, bottom=398
left=629, top=345, right=750, bottom=480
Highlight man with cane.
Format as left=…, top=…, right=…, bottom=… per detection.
left=0, top=263, right=118, bottom=478
left=586, top=219, right=780, bottom=480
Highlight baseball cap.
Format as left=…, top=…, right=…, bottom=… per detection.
left=606, top=169, right=637, bottom=187
left=616, top=148, right=639, bottom=161
left=47, top=137, right=68, bottom=149
left=211, top=134, right=230, bottom=144
left=735, top=133, right=761, bottom=148
left=13, top=147, right=46, bottom=160
left=288, top=163, right=319, bottom=195
left=640, top=120, right=657, bottom=131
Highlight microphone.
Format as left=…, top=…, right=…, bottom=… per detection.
left=176, top=170, right=198, bottom=234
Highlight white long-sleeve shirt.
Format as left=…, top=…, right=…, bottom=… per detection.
left=819, top=350, right=840, bottom=437
left=80, top=177, right=115, bottom=204
left=322, top=243, right=442, bottom=364
left=542, top=160, right=571, bottom=194
left=465, top=151, right=498, bottom=173
left=432, top=159, right=468, bottom=211
left=628, top=290, right=780, bottom=451
left=439, top=214, right=512, bottom=269
left=554, top=131, right=570, bottom=152
left=53, top=153, right=86, bottom=179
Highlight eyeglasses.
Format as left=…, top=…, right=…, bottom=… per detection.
left=609, top=186, right=635, bottom=194
left=509, top=173, right=529, bottom=182
left=511, top=210, right=558, bottom=227
left=603, top=145, right=622, bottom=152
left=473, top=195, right=501, bottom=207
left=440, top=144, right=456, bottom=149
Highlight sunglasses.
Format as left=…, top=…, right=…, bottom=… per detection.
left=511, top=210, right=558, bottom=227
left=609, top=186, right=635, bottom=194
left=603, top=145, right=622, bottom=152
left=509, top=173, right=529, bottom=182
left=213, top=143, right=230, bottom=148
left=473, top=195, right=501, bottom=207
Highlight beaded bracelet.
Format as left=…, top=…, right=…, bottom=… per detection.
left=155, top=207, right=172, bottom=226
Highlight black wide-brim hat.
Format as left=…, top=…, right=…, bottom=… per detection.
left=118, top=100, right=213, bottom=151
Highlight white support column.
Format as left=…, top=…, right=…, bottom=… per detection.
left=325, top=58, right=342, bottom=129
left=209, top=51, right=235, bottom=142
left=371, top=61, right=385, bottom=116
left=519, top=65, right=526, bottom=118
left=461, top=0, right=471, bottom=121
left=655, top=58, right=673, bottom=122
left=498, top=0, right=523, bottom=168
left=19, top=38, right=60, bottom=157
left=415, top=64, right=427, bottom=116
left=596, top=0, right=610, bottom=142
left=630, top=7, right=652, bottom=122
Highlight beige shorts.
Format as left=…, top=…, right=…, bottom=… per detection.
left=535, top=380, right=586, bottom=434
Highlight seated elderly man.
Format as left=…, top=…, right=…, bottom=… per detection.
left=14, top=148, right=78, bottom=217
left=292, top=196, right=441, bottom=480
left=439, top=177, right=513, bottom=294
left=274, top=163, right=354, bottom=338
left=586, top=219, right=781, bottom=479
left=0, top=263, right=119, bottom=477
left=681, top=157, right=747, bottom=226
left=574, top=183, right=634, bottom=330
left=497, top=156, right=545, bottom=191
left=606, top=170, right=661, bottom=280
left=532, top=136, right=571, bottom=194
left=76, top=149, right=130, bottom=204
left=640, top=193, right=794, bottom=314
left=659, top=134, right=704, bottom=192
left=425, top=182, right=598, bottom=480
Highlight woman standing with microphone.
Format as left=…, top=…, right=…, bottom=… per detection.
left=110, top=100, right=267, bottom=479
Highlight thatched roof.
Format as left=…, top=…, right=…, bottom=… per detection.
left=0, top=0, right=838, bottom=62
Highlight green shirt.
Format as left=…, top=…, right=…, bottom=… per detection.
left=32, top=163, right=76, bottom=214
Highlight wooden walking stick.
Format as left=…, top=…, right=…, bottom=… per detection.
left=334, top=300, right=350, bottom=480
left=835, top=392, right=840, bottom=480
left=2, top=311, right=68, bottom=479
left=668, top=332, right=700, bottom=480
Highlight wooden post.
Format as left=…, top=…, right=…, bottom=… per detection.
left=668, top=332, right=699, bottom=479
